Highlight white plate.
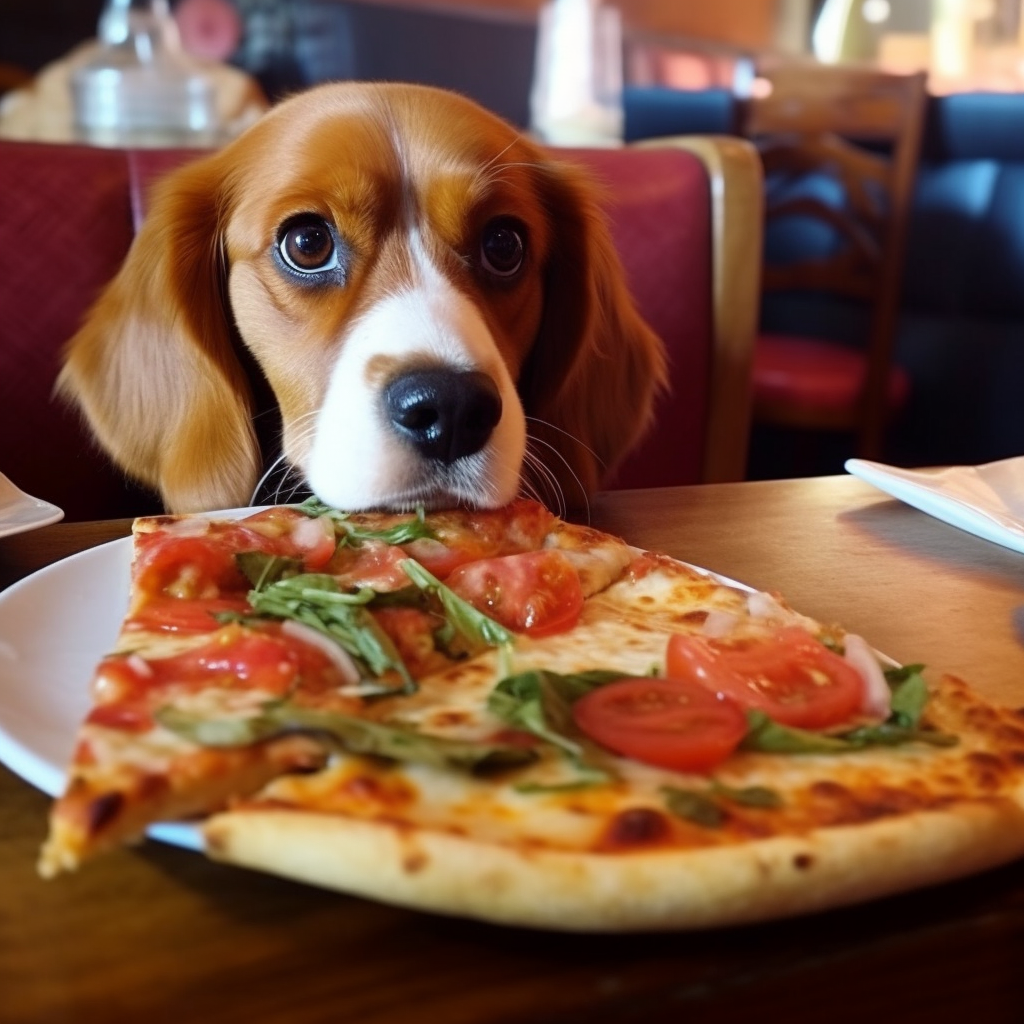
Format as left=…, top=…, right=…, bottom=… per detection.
left=0, top=514, right=799, bottom=860
left=0, top=509, right=267, bottom=852
left=846, top=456, right=1024, bottom=555
left=0, top=472, right=64, bottom=539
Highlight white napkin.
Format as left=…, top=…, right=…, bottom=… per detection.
left=846, top=456, right=1024, bottom=553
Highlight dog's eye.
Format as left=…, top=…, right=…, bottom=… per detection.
left=480, top=219, right=525, bottom=278
left=278, top=216, right=338, bottom=273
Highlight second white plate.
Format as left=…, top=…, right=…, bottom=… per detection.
left=847, top=456, right=1024, bottom=555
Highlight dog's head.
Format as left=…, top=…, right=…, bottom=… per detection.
left=60, top=82, right=665, bottom=513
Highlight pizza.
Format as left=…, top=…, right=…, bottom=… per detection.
left=38, top=498, right=1024, bottom=931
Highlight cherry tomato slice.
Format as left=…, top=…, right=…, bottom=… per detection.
left=126, top=595, right=252, bottom=633
left=133, top=533, right=251, bottom=598
left=665, top=626, right=864, bottom=730
left=92, top=625, right=349, bottom=710
left=134, top=509, right=339, bottom=599
left=445, top=550, right=584, bottom=636
left=572, top=678, right=748, bottom=773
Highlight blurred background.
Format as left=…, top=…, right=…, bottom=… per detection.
left=5, top=0, right=1024, bottom=485
left=7, top=1, right=1024, bottom=124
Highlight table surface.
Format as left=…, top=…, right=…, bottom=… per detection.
left=2, top=475, right=1024, bottom=1024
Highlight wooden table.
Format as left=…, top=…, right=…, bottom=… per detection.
left=2, top=475, right=1024, bottom=1024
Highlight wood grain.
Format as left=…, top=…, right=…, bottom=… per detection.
left=2, top=477, right=1024, bottom=1023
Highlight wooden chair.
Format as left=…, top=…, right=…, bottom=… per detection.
left=740, top=62, right=927, bottom=462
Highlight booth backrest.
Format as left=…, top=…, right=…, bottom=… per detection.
left=0, top=136, right=757, bottom=519
left=0, top=142, right=161, bottom=520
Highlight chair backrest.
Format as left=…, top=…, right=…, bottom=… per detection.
left=741, top=62, right=927, bottom=456
left=0, top=142, right=163, bottom=522
left=0, top=135, right=760, bottom=521
left=557, top=141, right=760, bottom=489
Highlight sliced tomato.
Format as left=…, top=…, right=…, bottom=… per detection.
left=445, top=550, right=584, bottom=636
left=665, top=626, right=864, bottom=730
left=572, top=678, right=748, bottom=773
left=133, top=533, right=251, bottom=598
left=372, top=605, right=447, bottom=677
left=331, top=539, right=417, bottom=592
left=400, top=538, right=471, bottom=580
left=283, top=512, right=337, bottom=569
left=172, top=631, right=304, bottom=692
left=245, top=507, right=337, bottom=569
left=421, top=500, right=557, bottom=562
left=93, top=625, right=352, bottom=712
left=126, top=595, right=252, bottom=634
left=86, top=702, right=153, bottom=733
left=134, top=509, right=341, bottom=600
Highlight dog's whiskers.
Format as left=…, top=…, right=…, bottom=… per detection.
left=520, top=449, right=566, bottom=519
left=249, top=412, right=320, bottom=506
left=522, top=435, right=593, bottom=524
left=250, top=452, right=300, bottom=507
left=525, top=415, right=606, bottom=471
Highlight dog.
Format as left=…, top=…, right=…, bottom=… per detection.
left=59, top=82, right=666, bottom=514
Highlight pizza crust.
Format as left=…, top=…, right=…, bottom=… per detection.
left=202, top=797, right=1024, bottom=931
left=40, top=501, right=1024, bottom=932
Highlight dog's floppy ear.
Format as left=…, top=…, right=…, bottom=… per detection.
left=519, top=161, right=667, bottom=507
left=57, top=154, right=260, bottom=513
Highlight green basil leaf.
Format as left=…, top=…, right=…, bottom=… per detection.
left=156, top=702, right=536, bottom=773
left=400, top=558, right=514, bottom=647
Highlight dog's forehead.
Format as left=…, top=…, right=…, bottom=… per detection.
left=230, top=84, right=545, bottom=216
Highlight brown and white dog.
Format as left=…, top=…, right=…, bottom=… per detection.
left=59, top=82, right=665, bottom=514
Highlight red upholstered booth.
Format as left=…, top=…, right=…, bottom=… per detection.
left=0, top=136, right=760, bottom=521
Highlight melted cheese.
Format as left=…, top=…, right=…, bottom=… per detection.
left=49, top=505, right=1024, bottom=876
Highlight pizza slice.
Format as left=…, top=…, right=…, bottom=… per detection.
left=38, top=498, right=632, bottom=876
left=38, top=499, right=1024, bottom=933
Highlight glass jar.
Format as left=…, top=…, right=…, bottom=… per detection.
left=72, top=0, right=221, bottom=147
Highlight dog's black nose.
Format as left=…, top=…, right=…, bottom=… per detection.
left=383, top=369, right=503, bottom=464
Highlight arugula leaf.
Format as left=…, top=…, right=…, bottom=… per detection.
left=741, top=711, right=855, bottom=754
left=156, top=702, right=536, bottom=773
left=885, top=663, right=929, bottom=728
left=247, top=573, right=415, bottom=692
left=488, top=668, right=632, bottom=780
left=711, top=780, right=784, bottom=809
left=514, top=779, right=607, bottom=794
left=661, top=780, right=783, bottom=829
left=839, top=721, right=958, bottom=748
left=235, top=551, right=305, bottom=589
left=741, top=706, right=957, bottom=755
left=295, top=498, right=436, bottom=546
left=489, top=677, right=584, bottom=760
left=661, top=787, right=726, bottom=828
left=400, top=558, right=514, bottom=648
